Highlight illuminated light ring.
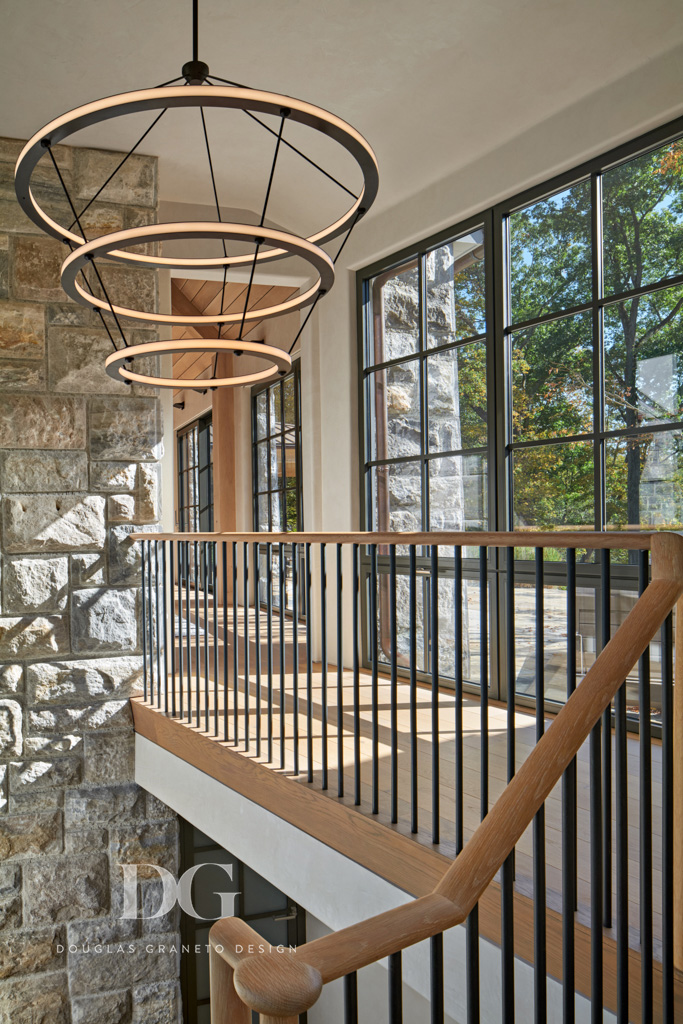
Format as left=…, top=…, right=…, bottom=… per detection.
left=15, top=85, right=378, bottom=267
left=106, top=338, right=292, bottom=388
left=60, top=223, right=335, bottom=325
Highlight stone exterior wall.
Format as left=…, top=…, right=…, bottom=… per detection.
left=0, top=138, right=181, bottom=1024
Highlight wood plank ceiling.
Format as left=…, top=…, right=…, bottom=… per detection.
left=171, top=278, right=299, bottom=394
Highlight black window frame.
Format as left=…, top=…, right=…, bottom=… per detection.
left=357, top=114, right=683, bottom=724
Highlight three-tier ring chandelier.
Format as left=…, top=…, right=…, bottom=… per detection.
left=14, top=0, right=378, bottom=388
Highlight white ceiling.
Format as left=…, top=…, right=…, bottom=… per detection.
left=2, top=0, right=683, bottom=235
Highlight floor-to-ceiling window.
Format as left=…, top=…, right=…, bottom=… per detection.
left=252, top=364, right=304, bottom=613
left=177, top=413, right=214, bottom=585
left=359, top=117, right=683, bottom=721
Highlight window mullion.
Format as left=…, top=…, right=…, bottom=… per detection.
left=592, top=170, right=605, bottom=532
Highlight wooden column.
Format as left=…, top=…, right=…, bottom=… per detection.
left=212, top=352, right=237, bottom=606
left=209, top=941, right=249, bottom=1024
left=674, top=595, right=683, bottom=972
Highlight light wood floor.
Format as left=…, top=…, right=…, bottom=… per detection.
left=149, top=600, right=664, bottom=961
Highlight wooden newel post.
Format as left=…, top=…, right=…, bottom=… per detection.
left=674, top=594, right=683, bottom=973
left=209, top=940, right=249, bottom=1024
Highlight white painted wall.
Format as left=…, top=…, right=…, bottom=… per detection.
left=136, top=736, right=614, bottom=1024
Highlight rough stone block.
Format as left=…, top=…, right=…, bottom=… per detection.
left=92, top=263, right=157, bottom=314
left=0, top=664, right=23, bottom=694
left=0, top=928, right=64, bottom=978
left=65, top=784, right=146, bottom=827
left=0, top=968, right=70, bottom=1024
left=108, top=523, right=158, bottom=584
left=71, top=588, right=137, bottom=653
left=138, top=878, right=180, bottom=935
left=0, top=234, right=8, bottom=298
left=0, top=616, right=67, bottom=659
left=0, top=764, right=6, bottom=813
left=3, top=493, right=106, bottom=552
left=24, top=854, right=109, bottom=924
left=72, top=990, right=132, bottom=1024
left=0, top=301, right=45, bottom=358
left=0, top=359, right=45, bottom=391
left=89, top=397, right=162, bottom=461
left=48, top=327, right=128, bottom=394
left=3, top=555, right=69, bottom=612
left=71, top=552, right=106, bottom=586
left=0, top=811, right=62, bottom=860
left=0, top=394, right=85, bottom=449
left=69, top=933, right=177, bottom=998
left=131, top=982, right=180, bottom=1024
left=1, top=450, right=88, bottom=493
left=108, top=494, right=136, bottom=522
left=28, top=700, right=132, bottom=736
left=23, top=733, right=82, bottom=756
left=110, top=821, right=178, bottom=879
left=9, top=789, right=62, bottom=814
left=65, top=827, right=108, bottom=854
left=10, top=235, right=68, bottom=303
left=0, top=700, right=22, bottom=755
left=145, top=794, right=177, bottom=822
left=136, top=462, right=160, bottom=522
left=27, top=656, right=143, bottom=703
left=90, top=460, right=137, bottom=491
left=74, top=148, right=157, bottom=208
left=84, top=731, right=135, bottom=783
left=9, top=757, right=82, bottom=793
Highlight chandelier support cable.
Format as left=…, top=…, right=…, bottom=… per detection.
left=238, top=240, right=261, bottom=341
left=199, top=108, right=228, bottom=258
left=259, top=113, right=287, bottom=228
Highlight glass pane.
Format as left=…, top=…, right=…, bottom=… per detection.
left=509, top=180, right=592, bottom=324
left=604, top=285, right=683, bottom=431
left=426, top=230, right=486, bottom=349
left=376, top=573, right=428, bottom=674
left=256, top=494, right=269, bottom=532
left=283, top=374, right=296, bottom=429
left=255, top=391, right=268, bottom=439
left=512, top=311, right=593, bottom=441
left=242, top=865, right=288, bottom=916
left=365, top=362, right=421, bottom=461
left=607, top=588, right=671, bottom=722
left=285, top=484, right=298, bottom=531
left=270, top=382, right=282, bottom=432
left=270, top=492, right=282, bottom=531
left=270, top=438, right=283, bottom=491
left=427, top=342, right=488, bottom=451
left=429, top=454, right=487, bottom=531
left=514, top=584, right=596, bottom=703
left=367, top=262, right=420, bottom=366
left=605, top=430, right=683, bottom=529
left=603, top=138, right=683, bottom=297
left=367, top=462, right=423, bottom=533
left=255, top=441, right=268, bottom=492
left=512, top=441, right=594, bottom=529
left=283, top=430, right=297, bottom=486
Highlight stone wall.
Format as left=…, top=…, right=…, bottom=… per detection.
left=0, top=138, right=181, bottom=1023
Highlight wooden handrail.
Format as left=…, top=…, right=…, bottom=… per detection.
left=134, top=528, right=655, bottom=549
left=206, top=532, right=683, bottom=1019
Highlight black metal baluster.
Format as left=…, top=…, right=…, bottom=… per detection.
left=194, top=539, right=200, bottom=728
left=614, top=603, right=628, bottom=1024
left=232, top=541, right=239, bottom=746
left=430, top=933, right=444, bottom=1024
left=176, top=542, right=183, bottom=720
left=154, top=540, right=161, bottom=709
left=534, top=548, right=546, bottom=1024
left=410, top=545, right=418, bottom=834
left=266, top=542, right=274, bottom=763
left=185, top=541, right=192, bottom=724
left=212, top=543, right=218, bottom=737
left=254, top=542, right=262, bottom=758
left=343, top=972, right=358, bottom=1024
left=502, top=547, right=515, bottom=1022
left=454, top=546, right=463, bottom=854
left=352, top=543, right=361, bottom=805
left=321, top=543, right=328, bottom=792
left=141, top=540, right=148, bottom=701
left=431, top=545, right=440, bottom=844
left=389, top=545, right=398, bottom=824
left=161, top=541, right=168, bottom=714
left=370, top=543, right=379, bottom=815
left=466, top=904, right=480, bottom=1024
left=638, top=549, right=652, bottom=1023
left=661, top=610, right=674, bottom=1023
left=222, top=541, right=228, bottom=742
left=306, top=542, right=313, bottom=782
left=563, top=548, right=577, bottom=1024
left=336, top=544, right=344, bottom=799
left=202, top=541, right=209, bottom=731
left=600, top=549, right=612, bottom=928
left=279, top=543, right=286, bottom=769
left=292, top=542, right=299, bottom=775
left=147, top=540, right=156, bottom=706
left=480, top=547, right=488, bottom=818
left=388, top=950, right=403, bottom=1024
left=243, top=543, right=250, bottom=752
left=168, top=541, right=176, bottom=717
